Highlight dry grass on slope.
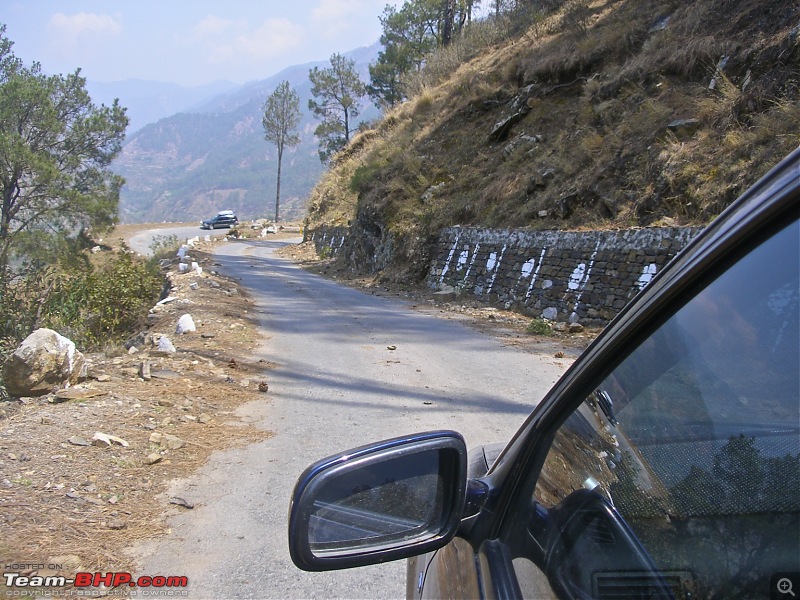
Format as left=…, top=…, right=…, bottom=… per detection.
left=307, top=0, right=799, bottom=279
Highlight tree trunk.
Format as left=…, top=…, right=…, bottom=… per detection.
left=275, top=147, right=283, bottom=223
left=442, top=0, right=454, bottom=46
left=0, top=190, right=12, bottom=275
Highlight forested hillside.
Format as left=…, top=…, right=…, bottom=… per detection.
left=114, top=45, right=380, bottom=223
left=307, top=0, right=799, bottom=280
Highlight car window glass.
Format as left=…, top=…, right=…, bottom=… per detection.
left=510, top=219, right=799, bottom=599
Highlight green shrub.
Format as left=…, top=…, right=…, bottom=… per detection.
left=526, top=318, right=554, bottom=336
left=73, top=252, right=163, bottom=347
left=350, top=162, right=381, bottom=195
left=149, top=234, right=181, bottom=260
left=1, top=251, right=164, bottom=361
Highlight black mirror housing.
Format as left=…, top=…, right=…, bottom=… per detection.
left=288, top=431, right=468, bottom=571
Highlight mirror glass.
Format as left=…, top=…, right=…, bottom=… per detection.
left=308, top=449, right=445, bottom=557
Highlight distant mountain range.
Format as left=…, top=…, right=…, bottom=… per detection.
left=103, top=43, right=381, bottom=224
left=86, top=79, right=240, bottom=134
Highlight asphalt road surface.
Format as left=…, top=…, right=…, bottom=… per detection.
left=134, top=235, right=570, bottom=599
left=127, top=225, right=227, bottom=256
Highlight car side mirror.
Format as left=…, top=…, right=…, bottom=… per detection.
left=288, top=431, right=468, bottom=571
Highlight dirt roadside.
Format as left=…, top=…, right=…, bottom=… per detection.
left=0, top=232, right=275, bottom=595
left=0, top=230, right=596, bottom=596
left=274, top=239, right=598, bottom=358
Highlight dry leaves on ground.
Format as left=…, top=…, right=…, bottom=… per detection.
left=0, top=242, right=274, bottom=592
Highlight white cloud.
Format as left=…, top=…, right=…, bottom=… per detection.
left=234, top=19, right=304, bottom=59
left=311, top=0, right=365, bottom=21
left=192, top=15, right=235, bottom=38
left=46, top=12, right=122, bottom=47
left=188, top=17, right=304, bottom=68
left=310, top=0, right=370, bottom=39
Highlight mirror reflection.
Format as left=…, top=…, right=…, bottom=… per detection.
left=309, top=449, right=445, bottom=556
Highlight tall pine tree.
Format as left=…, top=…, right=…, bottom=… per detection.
left=262, top=81, right=301, bottom=222
left=308, top=54, right=366, bottom=163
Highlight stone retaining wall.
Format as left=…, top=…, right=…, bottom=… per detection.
left=427, top=226, right=702, bottom=324
left=306, top=226, right=349, bottom=258
left=307, top=225, right=702, bottom=325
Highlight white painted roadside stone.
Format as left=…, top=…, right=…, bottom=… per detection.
left=176, top=314, right=196, bottom=335
left=158, top=337, right=177, bottom=354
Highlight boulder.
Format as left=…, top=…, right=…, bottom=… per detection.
left=666, top=118, right=701, bottom=140
left=2, top=329, right=86, bottom=397
left=157, top=336, right=177, bottom=354
left=541, top=307, right=558, bottom=321
left=176, top=314, right=196, bottom=334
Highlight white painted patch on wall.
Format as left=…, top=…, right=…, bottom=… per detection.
left=486, top=251, right=499, bottom=272
left=637, top=263, right=658, bottom=290
left=439, top=234, right=461, bottom=284
left=457, top=249, right=469, bottom=271
left=521, top=259, right=535, bottom=278
left=526, top=248, right=548, bottom=300
left=487, top=244, right=507, bottom=295
left=515, top=257, right=536, bottom=296
left=465, top=243, right=480, bottom=290
left=571, top=240, right=601, bottom=312
left=568, top=263, right=587, bottom=290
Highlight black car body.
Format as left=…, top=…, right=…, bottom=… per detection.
left=200, top=211, right=238, bottom=229
left=289, top=148, right=800, bottom=599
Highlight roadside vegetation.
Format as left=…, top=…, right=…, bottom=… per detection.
left=0, top=25, right=167, bottom=398
left=0, top=242, right=173, bottom=400
left=305, top=0, right=799, bottom=281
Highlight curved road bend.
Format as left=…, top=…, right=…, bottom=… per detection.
left=127, top=226, right=225, bottom=256
left=134, top=235, right=570, bottom=599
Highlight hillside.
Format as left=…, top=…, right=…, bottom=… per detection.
left=114, top=45, right=380, bottom=224
left=306, top=0, right=799, bottom=281
left=86, top=79, right=239, bottom=134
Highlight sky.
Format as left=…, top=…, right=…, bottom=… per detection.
left=1, top=0, right=403, bottom=87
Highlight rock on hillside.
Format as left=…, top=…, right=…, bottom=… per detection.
left=306, top=0, right=799, bottom=281
left=2, top=329, right=86, bottom=397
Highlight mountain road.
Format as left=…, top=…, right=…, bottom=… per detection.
left=127, top=225, right=227, bottom=256
left=133, top=234, right=571, bottom=599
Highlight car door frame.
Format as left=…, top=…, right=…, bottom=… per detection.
left=417, top=148, right=800, bottom=599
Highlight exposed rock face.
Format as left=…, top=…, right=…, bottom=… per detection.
left=2, top=329, right=86, bottom=397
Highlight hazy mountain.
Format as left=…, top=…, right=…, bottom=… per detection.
left=112, top=43, right=381, bottom=224
left=86, top=79, right=239, bottom=134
